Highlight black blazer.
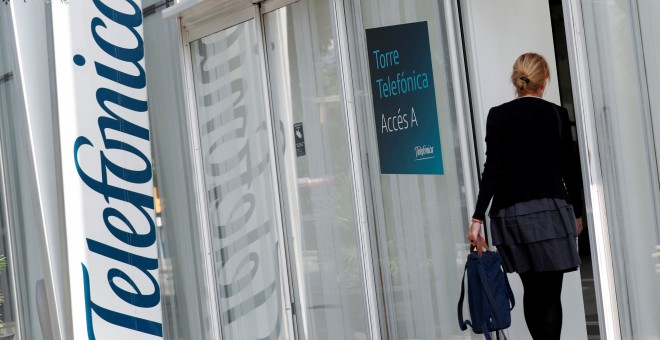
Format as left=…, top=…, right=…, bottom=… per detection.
left=472, top=97, right=583, bottom=220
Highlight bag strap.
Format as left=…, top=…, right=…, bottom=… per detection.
left=470, top=234, right=490, bottom=257
left=483, top=325, right=493, bottom=340
left=457, top=267, right=471, bottom=331
left=477, top=264, right=509, bottom=340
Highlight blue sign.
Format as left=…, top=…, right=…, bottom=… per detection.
left=366, top=22, right=444, bottom=175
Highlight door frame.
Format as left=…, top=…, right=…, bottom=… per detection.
left=561, top=1, right=621, bottom=338
left=456, top=0, right=622, bottom=338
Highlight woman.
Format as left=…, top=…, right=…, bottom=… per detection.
left=467, top=53, right=584, bottom=339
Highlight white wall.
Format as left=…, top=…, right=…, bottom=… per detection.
left=460, top=0, right=588, bottom=339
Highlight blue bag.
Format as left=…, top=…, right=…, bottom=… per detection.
left=458, top=236, right=515, bottom=339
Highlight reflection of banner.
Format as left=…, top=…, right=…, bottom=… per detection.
left=194, top=25, right=283, bottom=338
left=52, top=1, right=162, bottom=338
left=366, top=22, right=444, bottom=175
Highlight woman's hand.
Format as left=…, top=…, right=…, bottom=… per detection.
left=576, top=217, right=583, bottom=236
left=467, top=220, right=483, bottom=245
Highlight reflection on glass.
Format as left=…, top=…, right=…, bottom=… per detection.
left=0, top=23, right=17, bottom=336
left=0, top=84, right=18, bottom=338
left=0, top=9, right=48, bottom=340
left=356, top=0, right=469, bottom=338
left=264, top=1, right=370, bottom=339
left=190, top=21, right=288, bottom=340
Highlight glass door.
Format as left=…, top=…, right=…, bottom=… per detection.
left=345, top=0, right=477, bottom=338
left=186, top=9, right=293, bottom=340
left=262, top=0, right=374, bottom=339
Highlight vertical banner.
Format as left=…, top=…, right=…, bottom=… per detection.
left=51, top=0, right=162, bottom=339
left=366, top=22, right=444, bottom=175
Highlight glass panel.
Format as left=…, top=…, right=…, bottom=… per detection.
left=0, top=8, right=48, bottom=340
left=350, top=1, right=469, bottom=338
left=190, top=20, right=289, bottom=340
left=143, top=12, right=210, bottom=340
left=264, top=1, right=371, bottom=339
left=0, top=10, right=20, bottom=339
left=581, top=0, right=660, bottom=337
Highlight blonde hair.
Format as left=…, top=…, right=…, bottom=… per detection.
left=511, top=53, right=550, bottom=96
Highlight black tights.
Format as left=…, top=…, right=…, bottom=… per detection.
left=519, top=271, right=565, bottom=340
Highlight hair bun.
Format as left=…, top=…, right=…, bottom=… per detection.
left=510, top=53, right=550, bottom=95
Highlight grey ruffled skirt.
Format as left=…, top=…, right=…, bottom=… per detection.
left=490, top=198, right=581, bottom=273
